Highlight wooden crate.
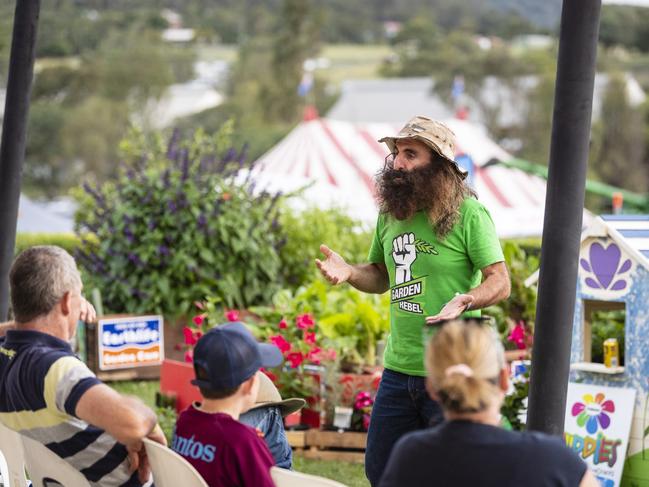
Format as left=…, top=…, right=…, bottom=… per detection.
left=288, top=430, right=367, bottom=463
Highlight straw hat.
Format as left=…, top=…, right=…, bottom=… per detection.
left=249, top=371, right=307, bottom=417
left=378, top=115, right=467, bottom=178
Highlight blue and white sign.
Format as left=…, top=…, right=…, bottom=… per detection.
left=98, top=315, right=164, bottom=370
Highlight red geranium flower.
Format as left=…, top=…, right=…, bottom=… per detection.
left=225, top=310, right=240, bottom=322
left=183, top=326, right=198, bottom=345
left=296, top=313, right=315, bottom=329
left=303, top=331, right=316, bottom=345
left=192, top=314, right=205, bottom=327
left=269, top=335, right=291, bottom=354
left=287, top=352, right=304, bottom=368
left=278, top=319, right=288, bottom=329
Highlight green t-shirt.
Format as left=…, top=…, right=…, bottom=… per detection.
left=368, top=198, right=505, bottom=376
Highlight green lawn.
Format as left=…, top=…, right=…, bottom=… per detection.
left=110, top=379, right=159, bottom=408
left=320, top=44, right=392, bottom=87
left=110, top=380, right=369, bottom=486
left=293, top=456, right=368, bottom=487
left=195, top=42, right=391, bottom=88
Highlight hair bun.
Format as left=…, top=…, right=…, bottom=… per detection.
left=444, top=363, right=474, bottom=378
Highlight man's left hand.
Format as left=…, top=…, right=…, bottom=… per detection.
left=425, top=294, right=475, bottom=324
left=79, top=298, right=97, bottom=323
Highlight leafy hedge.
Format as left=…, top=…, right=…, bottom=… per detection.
left=15, top=233, right=82, bottom=256
left=278, top=206, right=373, bottom=288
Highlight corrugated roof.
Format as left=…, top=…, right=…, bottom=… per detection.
left=601, top=215, right=649, bottom=268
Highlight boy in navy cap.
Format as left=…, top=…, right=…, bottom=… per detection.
left=171, top=322, right=283, bottom=487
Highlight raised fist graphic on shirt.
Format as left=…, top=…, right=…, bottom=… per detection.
left=392, top=233, right=417, bottom=284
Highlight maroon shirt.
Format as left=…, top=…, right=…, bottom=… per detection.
left=172, top=405, right=275, bottom=487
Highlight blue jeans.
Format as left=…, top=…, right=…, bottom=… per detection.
left=239, top=406, right=293, bottom=469
left=365, top=368, right=444, bottom=487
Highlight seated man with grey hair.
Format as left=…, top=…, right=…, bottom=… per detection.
left=0, top=245, right=166, bottom=486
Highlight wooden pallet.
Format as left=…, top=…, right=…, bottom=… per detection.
left=287, top=430, right=367, bottom=463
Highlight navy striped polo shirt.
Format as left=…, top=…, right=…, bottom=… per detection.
left=0, top=329, right=144, bottom=486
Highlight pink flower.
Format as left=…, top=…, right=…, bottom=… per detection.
left=296, top=313, right=315, bottom=329
left=324, top=348, right=337, bottom=361
left=225, top=310, right=240, bottom=322
left=278, top=319, right=288, bottom=329
left=355, top=391, right=373, bottom=410
left=303, top=331, right=316, bottom=345
left=194, top=331, right=203, bottom=340
left=184, top=350, right=193, bottom=363
left=287, top=352, right=304, bottom=368
left=508, top=322, right=527, bottom=350
left=183, top=326, right=197, bottom=345
left=307, top=346, right=323, bottom=365
left=270, top=335, right=291, bottom=354
left=192, top=314, right=205, bottom=327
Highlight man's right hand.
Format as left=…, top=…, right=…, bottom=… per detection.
left=315, top=244, right=352, bottom=285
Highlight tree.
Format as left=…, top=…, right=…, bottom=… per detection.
left=23, top=101, right=68, bottom=196
left=260, top=0, right=321, bottom=123
left=590, top=73, right=647, bottom=193
left=60, top=96, right=130, bottom=182
left=517, top=73, right=555, bottom=165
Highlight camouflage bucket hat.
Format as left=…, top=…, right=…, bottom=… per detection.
left=378, top=116, right=467, bottom=178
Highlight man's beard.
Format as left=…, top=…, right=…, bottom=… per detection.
left=375, top=163, right=440, bottom=221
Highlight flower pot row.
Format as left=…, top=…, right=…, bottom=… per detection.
left=159, top=359, right=382, bottom=430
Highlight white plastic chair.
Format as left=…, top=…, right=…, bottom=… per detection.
left=0, top=421, right=27, bottom=487
left=21, top=435, right=90, bottom=487
left=271, top=466, right=348, bottom=487
left=143, top=438, right=208, bottom=487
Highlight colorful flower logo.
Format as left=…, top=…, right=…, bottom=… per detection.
left=571, top=393, right=615, bottom=434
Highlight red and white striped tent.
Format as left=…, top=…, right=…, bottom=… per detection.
left=250, top=116, right=549, bottom=238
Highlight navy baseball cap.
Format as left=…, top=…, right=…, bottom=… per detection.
left=191, top=322, right=283, bottom=390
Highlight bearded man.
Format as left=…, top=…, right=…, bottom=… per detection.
left=315, top=116, right=510, bottom=487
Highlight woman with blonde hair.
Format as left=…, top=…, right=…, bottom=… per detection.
left=379, top=319, right=599, bottom=487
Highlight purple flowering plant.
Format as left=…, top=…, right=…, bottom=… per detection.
left=75, top=124, right=286, bottom=318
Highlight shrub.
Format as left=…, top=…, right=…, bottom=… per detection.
left=75, top=125, right=286, bottom=319
left=485, top=240, right=539, bottom=346
left=249, top=280, right=390, bottom=368
left=278, top=206, right=373, bottom=289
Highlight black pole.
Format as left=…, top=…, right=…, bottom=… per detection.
left=527, top=0, right=601, bottom=435
left=0, top=0, right=41, bottom=320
